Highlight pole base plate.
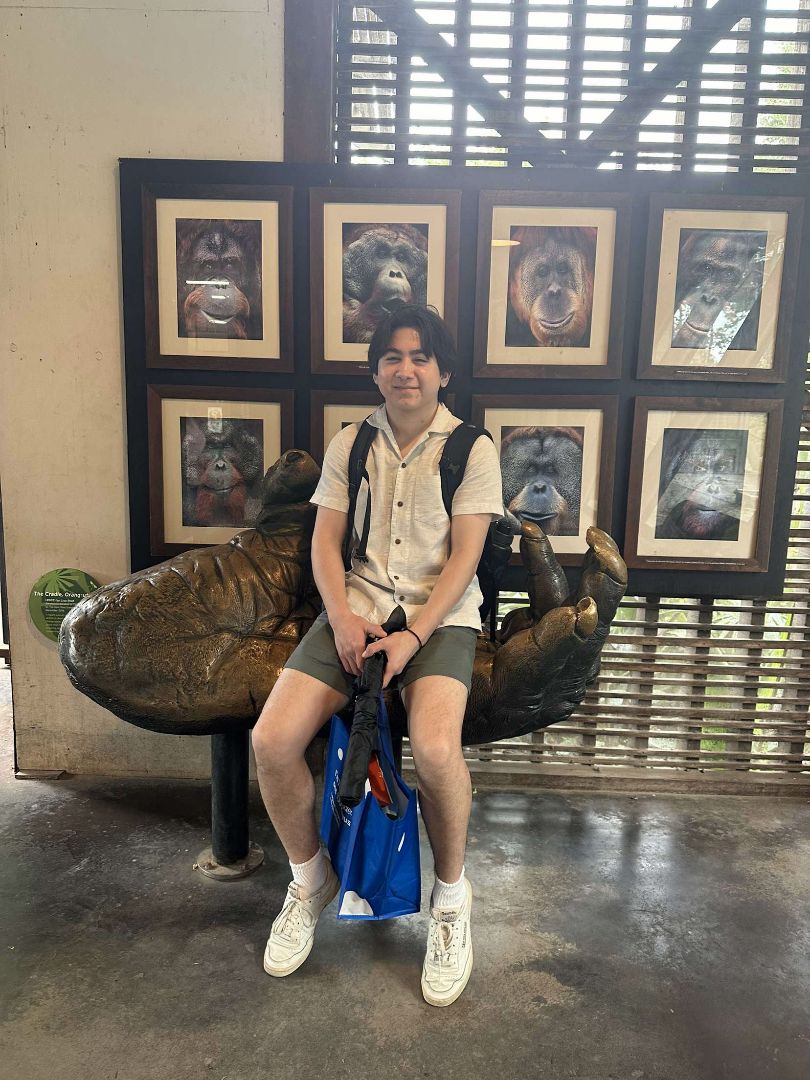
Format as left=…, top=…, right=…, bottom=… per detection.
left=194, top=841, right=265, bottom=881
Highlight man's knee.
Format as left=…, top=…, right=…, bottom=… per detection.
left=252, top=681, right=309, bottom=772
left=251, top=713, right=298, bottom=773
left=251, top=669, right=348, bottom=772
left=411, top=733, right=466, bottom=787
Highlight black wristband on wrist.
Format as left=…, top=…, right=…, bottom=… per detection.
left=405, top=627, right=423, bottom=651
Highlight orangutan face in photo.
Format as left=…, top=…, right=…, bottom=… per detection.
left=506, top=226, right=597, bottom=349
left=341, top=222, right=429, bottom=343
left=175, top=219, right=263, bottom=341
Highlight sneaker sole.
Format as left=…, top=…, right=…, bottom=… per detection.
left=421, top=943, right=473, bottom=1007
left=262, top=871, right=340, bottom=978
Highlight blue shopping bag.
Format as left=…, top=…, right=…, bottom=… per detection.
left=320, top=696, right=421, bottom=921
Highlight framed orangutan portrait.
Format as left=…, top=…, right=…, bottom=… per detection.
left=473, top=192, right=631, bottom=379
left=147, top=385, right=294, bottom=556
left=637, top=196, right=803, bottom=382
left=142, top=184, right=294, bottom=372
left=309, top=188, right=461, bottom=373
left=624, top=398, right=783, bottom=573
left=471, top=396, right=618, bottom=566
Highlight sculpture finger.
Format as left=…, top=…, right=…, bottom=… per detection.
left=587, top=526, right=619, bottom=555
left=520, top=520, right=569, bottom=620
left=573, top=527, right=628, bottom=624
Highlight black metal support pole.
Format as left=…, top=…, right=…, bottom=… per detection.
left=211, top=730, right=249, bottom=865
left=195, top=729, right=264, bottom=881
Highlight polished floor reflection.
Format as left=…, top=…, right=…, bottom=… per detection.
left=1, top=687, right=808, bottom=1080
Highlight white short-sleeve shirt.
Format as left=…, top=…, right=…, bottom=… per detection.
left=311, top=402, right=505, bottom=631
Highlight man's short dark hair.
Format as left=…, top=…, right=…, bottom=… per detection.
left=367, top=305, right=457, bottom=379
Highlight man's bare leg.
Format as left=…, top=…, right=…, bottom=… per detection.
left=253, top=668, right=350, bottom=978
left=252, top=667, right=349, bottom=864
left=402, top=674, right=471, bottom=882
left=404, top=673, right=474, bottom=1006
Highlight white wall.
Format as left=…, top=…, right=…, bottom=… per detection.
left=0, top=0, right=285, bottom=777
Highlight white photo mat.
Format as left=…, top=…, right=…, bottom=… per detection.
left=321, top=403, right=380, bottom=450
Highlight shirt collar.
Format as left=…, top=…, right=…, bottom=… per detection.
left=367, top=401, right=456, bottom=440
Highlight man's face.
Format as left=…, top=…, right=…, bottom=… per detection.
left=372, top=326, right=449, bottom=410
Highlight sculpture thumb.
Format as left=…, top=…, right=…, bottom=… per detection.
left=530, top=597, right=597, bottom=652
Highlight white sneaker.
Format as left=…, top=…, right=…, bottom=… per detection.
left=421, top=878, right=473, bottom=1007
left=263, top=861, right=340, bottom=977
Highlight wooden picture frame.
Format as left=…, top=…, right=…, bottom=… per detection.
left=473, top=191, right=631, bottom=379
left=309, top=187, right=461, bottom=373
left=146, top=384, right=294, bottom=557
left=471, top=395, right=618, bottom=567
left=624, top=397, right=783, bottom=573
left=142, top=183, right=294, bottom=373
left=637, top=195, right=803, bottom=383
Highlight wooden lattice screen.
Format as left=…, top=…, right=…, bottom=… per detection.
left=337, top=0, right=810, bottom=172
left=335, top=0, right=810, bottom=787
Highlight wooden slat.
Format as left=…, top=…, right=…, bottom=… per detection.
left=461, top=744, right=810, bottom=767
left=571, top=707, right=810, bottom=730
left=544, top=724, right=810, bottom=742
left=599, top=657, right=810, bottom=678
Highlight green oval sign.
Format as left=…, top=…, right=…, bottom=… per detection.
left=29, top=568, right=101, bottom=642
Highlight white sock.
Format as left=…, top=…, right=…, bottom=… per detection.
left=290, top=849, right=328, bottom=897
left=431, top=867, right=466, bottom=910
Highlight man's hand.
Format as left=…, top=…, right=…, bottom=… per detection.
left=330, top=610, right=388, bottom=677
left=361, top=630, right=421, bottom=689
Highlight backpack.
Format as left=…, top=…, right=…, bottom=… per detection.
left=341, top=419, right=513, bottom=642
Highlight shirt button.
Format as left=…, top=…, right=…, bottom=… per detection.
left=393, top=575, right=399, bottom=580
left=397, top=501, right=404, bottom=507
left=401, top=463, right=407, bottom=469
left=394, top=538, right=401, bottom=545
left=398, top=595, right=405, bottom=601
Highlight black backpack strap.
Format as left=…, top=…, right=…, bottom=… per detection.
left=342, top=419, right=377, bottom=572
left=442, top=424, right=512, bottom=644
left=439, top=423, right=493, bottom=516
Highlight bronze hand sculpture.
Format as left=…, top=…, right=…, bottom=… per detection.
left=60, top=450, right=627, bottom=744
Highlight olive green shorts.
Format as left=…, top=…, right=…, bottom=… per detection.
left=284, top=610, right=479, bottom=699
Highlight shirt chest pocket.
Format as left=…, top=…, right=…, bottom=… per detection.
left=412, top=469, right=449, bottom=530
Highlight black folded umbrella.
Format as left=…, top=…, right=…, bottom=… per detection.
left=479, top=516, right=515, bottom=641
left=338, top=605, right=406, bottom=812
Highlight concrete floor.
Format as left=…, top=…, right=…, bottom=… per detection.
left=1, top=669, right=809, bottom=1080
